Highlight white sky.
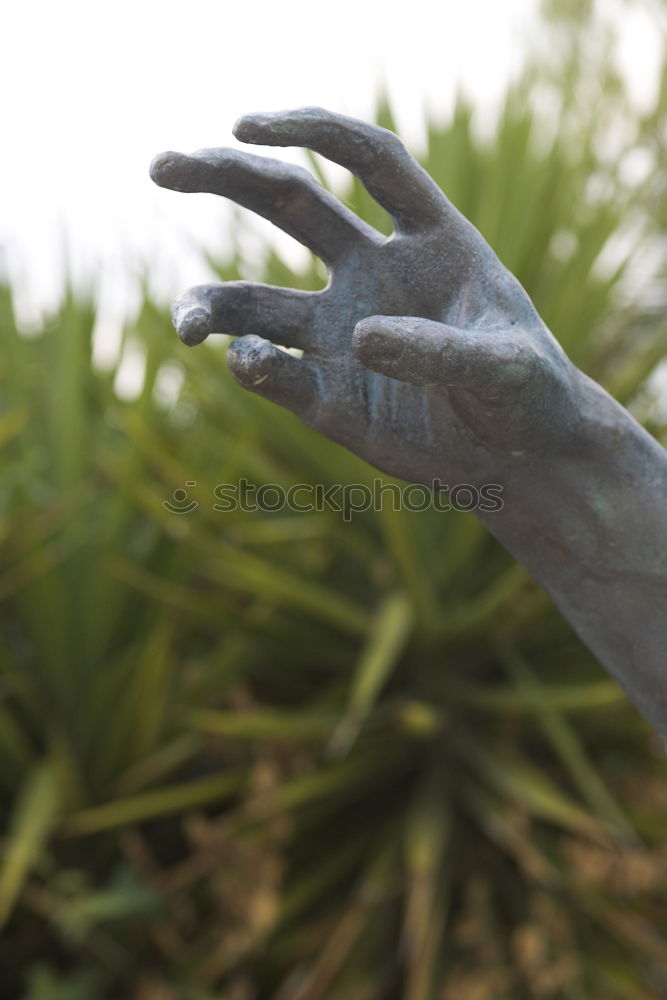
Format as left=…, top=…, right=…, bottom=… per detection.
left=2, top=0, right=663, bottom=333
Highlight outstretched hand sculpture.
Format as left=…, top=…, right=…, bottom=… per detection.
left=151, top=108, right=667, bottom=736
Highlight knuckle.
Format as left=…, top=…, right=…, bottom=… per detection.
left=375, top=127, right=405, bottom=155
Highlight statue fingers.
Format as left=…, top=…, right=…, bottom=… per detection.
left=171, top=282, right=317, bottom=349
left=149, top=147, right=377, bottom=265
left=233, top=107, right=454, bottom=237
left=226, top=335, right=323, bottom=421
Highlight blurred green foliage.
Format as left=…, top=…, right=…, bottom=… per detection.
left=1, top=5, right=666, bottom=999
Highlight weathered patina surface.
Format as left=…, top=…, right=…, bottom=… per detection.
left=151, top=108, right=667, bottom=735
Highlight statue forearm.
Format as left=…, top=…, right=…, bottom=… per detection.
left=478, top=369, right=667, bottom=734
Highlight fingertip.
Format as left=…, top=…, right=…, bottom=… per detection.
left=174, top=306, right=211, bottom=347
left=226, top=333, right=320, bottom=416
left=233, top=110, right=310, bottom=145
left=149, top=151, right=180, bottom=181
left=232, top=114, right=268, bottom=144
left=227, top=335, right=274, bottom=387
left=352, top=316, right=406, bottom=369
left=149, top=151, right=191, bottom=189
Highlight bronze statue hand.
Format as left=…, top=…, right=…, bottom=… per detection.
left=149, top=107, right=582, bottom=489
left=151, top=109, right=667, bottom=738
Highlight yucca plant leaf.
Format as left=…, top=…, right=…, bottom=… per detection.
left=60, top=769, right=245, bottom=837
left=328, top=591, right=414, bottom=754
left=454, top=731, right=610, bottom=841
left=0, top=759, right=61, bottom=928
left=190, top=706, right=337, bottom=742
left=496, top=641, right=639, bottom=843
left=402, top=765, right=450, bottom=1000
